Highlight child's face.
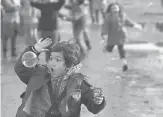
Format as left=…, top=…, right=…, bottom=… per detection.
left=111, top=4, right=120, bottom=13
left=47, top=52, right=67, bottom=78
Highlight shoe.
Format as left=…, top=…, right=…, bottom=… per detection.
left=122, top=64, right=128, bottom=72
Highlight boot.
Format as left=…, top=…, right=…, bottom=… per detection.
left=122, top=58, right=128, bottom=72
left=122, top=64, right=128, bottom=72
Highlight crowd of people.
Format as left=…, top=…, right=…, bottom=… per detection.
left=1, top=0, right=106, bottom=60
left=1, top=0, right=144, bottom=117
left=1, top=0, right=143, bottom=70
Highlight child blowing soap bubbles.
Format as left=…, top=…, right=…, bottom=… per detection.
left=15, top=38, right=106, bottom=117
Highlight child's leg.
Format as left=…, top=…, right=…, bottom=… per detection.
left=72, top=21, right=86, bottom=60
left=72, top=22, right=82, bottom=48
left=106, top=45, right=115, bottom=52
left=117, top=44, right=128, bottom=71
left=30, top=28, right=37, bottom=45
left=89, top=0, right=94, bottom=23
left=101, top=9, right=105, bottom=21
left=25, top=27, right=32, bottom=46
left=11, top=23, right=19, bottom=57
left=2, top=35, right=8, bottom=58
left=95, top=9, right=99, bottom=24
left=117, top=44, right=125, bottom=59
left=52, top=30, right=60, bottom=45
left=83, top=29, right=91, bottom=50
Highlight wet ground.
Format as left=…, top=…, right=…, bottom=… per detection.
left=1, top=0, right=163, bottom=117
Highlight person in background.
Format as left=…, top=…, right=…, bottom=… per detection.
left=161, top=0, right=163, bottom=7
left=20, top=0, right=39, bottom=46
left=88, top=0, right=94, bottom=23
left=15, top=38, right=106, bottom=117
left=1, top=0, right=20, bottom=59
left=1, top=4, right=5, bottom=19
left=63, top=0, right=92, bottom=60
left=101, top=3, right=142, bottom=71
left=30, top=0, right=65, bottom=62
left=91, top=0, right=105, bottom=24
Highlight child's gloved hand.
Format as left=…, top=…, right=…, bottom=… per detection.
left=34, top=38, right=52, bottom=53
left=92, top=88, right=104, bottom=105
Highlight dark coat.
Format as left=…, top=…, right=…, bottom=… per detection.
left=30, top=0, right=65, bottom=31
left=14, top=46, right=106, bottom=117
left=101, top=13, right=135, bottom=45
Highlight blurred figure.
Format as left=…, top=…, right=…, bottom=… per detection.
left=161, top=0, right=163, bottom=7
left=1, top=4, right=5, bottom=19
left=1, top=0, right=20, bottom=58
left=101, top=3, right=142, bottom=71
left=20, top=0, right=39, bottom=46
left=156, top=22, right=163, bottom=32
left=30, top=0, right=65, bottom=62
left=63, top=0, right=92, bottom=60
left=90, top=0, right=105, bottom=24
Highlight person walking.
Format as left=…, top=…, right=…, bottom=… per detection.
left=1, top=0, right=20, bottom=59
left=63, top=0, right=92, bottom=60
left=20, top=0, right=39, bottom=46
left=30, top=0, right=65, bottom=62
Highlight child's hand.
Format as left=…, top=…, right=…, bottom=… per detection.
left=34, top=38, right=52, bottom=53
left=93, top=88, right=104, bottom=105
left=134, top=24, right=143, bottom=31
left=94, top=95, right=104, bottom=105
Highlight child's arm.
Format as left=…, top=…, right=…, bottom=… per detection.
left=124, top=15, right=135, bottom=27
left=124, top=14, right=142, bottom=30
left=51, top=0, right=65, bottom=11
left=81, top=80, right=106, bottom=114
left=14, top=46, right=41, bottom=85
left=14, top=38, right=52, bottom=85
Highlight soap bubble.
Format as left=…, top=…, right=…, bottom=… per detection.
left=22, top=51, right=39, bottom=68
left=148, top=2, right=153, bottom=7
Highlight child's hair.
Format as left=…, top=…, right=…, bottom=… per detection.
left=49, top=40, right=81, bottom=68
left=106, top=2, right=124, bottom=15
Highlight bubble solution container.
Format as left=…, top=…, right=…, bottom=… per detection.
left=22, top=51, right=39, bottom=68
